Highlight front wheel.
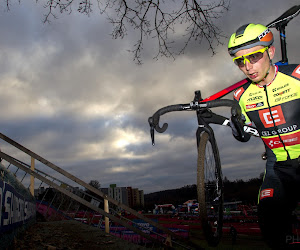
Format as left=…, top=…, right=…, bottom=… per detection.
left=197, top=131, right=223, bottom=247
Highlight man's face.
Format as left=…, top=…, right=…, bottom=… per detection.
left=234, top=45, right=273, bottom=83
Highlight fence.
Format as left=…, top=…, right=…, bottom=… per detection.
left=0, top=132, right=192, bottom=249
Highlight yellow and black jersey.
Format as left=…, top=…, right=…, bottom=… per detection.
left=233, top=64, right=300, bottom=161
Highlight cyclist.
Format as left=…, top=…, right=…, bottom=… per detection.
left=228, top=23, right=300, bottom=249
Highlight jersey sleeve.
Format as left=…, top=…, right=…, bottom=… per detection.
left=278, top=64, right=300, bottom=81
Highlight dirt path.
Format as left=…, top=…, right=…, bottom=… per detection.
left=12, top=220, right=149, bottom=250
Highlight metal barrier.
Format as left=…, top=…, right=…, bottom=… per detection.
left=0, top=132, right=192, bottom=249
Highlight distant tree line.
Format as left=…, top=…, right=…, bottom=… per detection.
left=144, top=174, right=264, bottom=210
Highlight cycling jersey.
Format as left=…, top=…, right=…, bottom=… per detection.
left=233, top=64, right=300, bottom=161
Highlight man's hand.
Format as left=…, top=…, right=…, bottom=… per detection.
left=230, top=114, right=251, bottom=142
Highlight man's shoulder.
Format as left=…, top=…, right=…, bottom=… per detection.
left=278, top=64, right=300, bottom=80
left=233, top=79, right=253, bottom=102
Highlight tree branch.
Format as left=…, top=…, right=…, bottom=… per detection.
left=5, top=0, right=230, bottom=64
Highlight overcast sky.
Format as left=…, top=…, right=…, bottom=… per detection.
left=0, top=0, right=299, bottom=194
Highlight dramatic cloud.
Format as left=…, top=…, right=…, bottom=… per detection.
left=0, top=0, right=299, bottom=193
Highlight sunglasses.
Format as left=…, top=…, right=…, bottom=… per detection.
left=233, top=47, right=269, bottom=68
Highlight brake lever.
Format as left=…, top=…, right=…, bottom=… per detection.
left=150, top=126, right=155, bottom=146
left=148, top=117, right=156, bottom=146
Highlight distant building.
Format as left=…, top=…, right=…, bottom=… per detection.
left=139, top=190, right=145, bottom=208
left=127, top=187, right=133, bottom=208
left=101, top=184, right=144, bottom=208
left=35, top=184, right=144, bottom=209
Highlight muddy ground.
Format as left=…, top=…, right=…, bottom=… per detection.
left=10, top=220, right=272, bottom=250
left=11, top=220, right=150, bottom=250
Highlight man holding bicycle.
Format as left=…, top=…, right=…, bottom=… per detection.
left=228, top=23, right=300, bottom=249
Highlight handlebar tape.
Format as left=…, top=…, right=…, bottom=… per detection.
left=149, top=104, right=185, bottom=133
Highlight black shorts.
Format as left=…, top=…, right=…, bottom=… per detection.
left=259, top=157, right=300, bottom=207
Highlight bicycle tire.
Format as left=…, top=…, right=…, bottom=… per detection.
left=197, top=131, right=223, bottom=247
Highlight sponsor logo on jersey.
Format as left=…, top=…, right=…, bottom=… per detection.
left=259, top=106, right=286, bottom=128
left=262, top=130, right=300, bottom=149
left=273, top=88, right=291, bottom=97
left=247, top=96, right=263, bottom=102
left=249, top=91, right=262, bottom=96
left=274, top=92, right=298, bottom=102
left=259, top=188, right=274, bottom=200
left=292, top=64, right=300, bottom=79
left=283, top=92, right=298, bottom=101
left=234, top=87, right=244, bottom=101
left=272, top=83, right=289, bottom=92
left=261, top=125, right=298, bottom=136
left=246, top=102, right=264, bottom=110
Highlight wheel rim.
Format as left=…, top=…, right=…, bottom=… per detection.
left=197, top=131, right=223, bottom=246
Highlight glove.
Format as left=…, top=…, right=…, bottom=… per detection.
left=230, top=114, right=250, bottom=142
left=230, top=114, right=246, bottom=135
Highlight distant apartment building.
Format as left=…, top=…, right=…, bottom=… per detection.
left=101, top=184, right=144, bottom=208
left=132, top=188, right=145, bottom=208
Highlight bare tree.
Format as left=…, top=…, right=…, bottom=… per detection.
left=85, top=180, right=102, bottom=202
left=88, top=179, right=101, bottom=190
left=4, top=0, right=230, bottom=63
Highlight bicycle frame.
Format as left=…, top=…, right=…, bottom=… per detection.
left=267, top=5, right=300, bottom=65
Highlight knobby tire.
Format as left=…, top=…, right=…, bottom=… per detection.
left=197, top=131, right=224, bottom=247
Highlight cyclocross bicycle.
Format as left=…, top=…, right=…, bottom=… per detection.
left=148, top=5, right=300, bottom=247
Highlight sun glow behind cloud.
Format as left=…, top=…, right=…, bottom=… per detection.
left=84, top=103, right=120, bottom=117
left=113, top=128, right=147, bottom=153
